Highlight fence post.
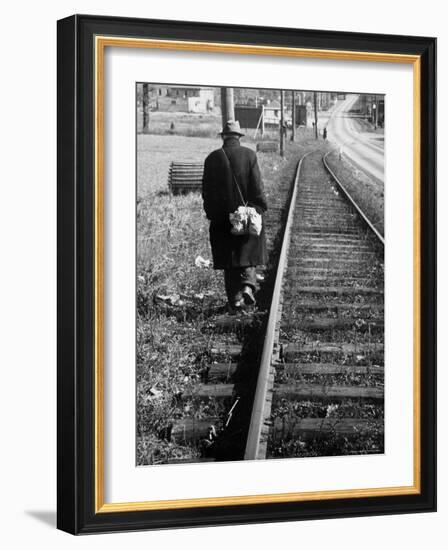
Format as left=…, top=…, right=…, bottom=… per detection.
left=291, top=91, right=296, bottom=141
left=280, top=90, right=285, bottom=157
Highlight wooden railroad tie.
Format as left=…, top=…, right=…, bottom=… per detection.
left=282, top=342, right=384, bottom=362
left=171, top=417, right=220, bottom=443
left=256, top=141, right=278, bottom=153
left=168, top=161, right=204, bottom=195
left=270, top=417, right=384, bottom=441
left=282, top=317, right=384, bottom=331
left=274, top=382, right=383, bottom=401
left=182, top=383, right=234, bottom=400
left=171, top=417, right=384, bottom=445
left=279, top=362, right=384, bottom=376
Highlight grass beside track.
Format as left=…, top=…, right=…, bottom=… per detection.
left=324, top=150, right=384, bottom=237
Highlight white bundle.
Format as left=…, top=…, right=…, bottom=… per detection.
left=229, top=206, right=249, bottom=235
left=248, top=208, right=262, bottom=236
left=229, top=206, right=262, bottom=236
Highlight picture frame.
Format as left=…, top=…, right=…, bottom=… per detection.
left=57, top=14, right=436, bottom=534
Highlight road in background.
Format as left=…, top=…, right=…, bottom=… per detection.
left=325, top=94, right=384, bottom=184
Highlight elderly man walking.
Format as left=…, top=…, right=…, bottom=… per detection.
left=202, top=120, right=268, bottom=313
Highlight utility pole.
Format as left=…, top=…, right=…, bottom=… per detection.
left=291, top=90, right=295, bottom=141
left=261, top=105, right=265, bottom=136
left=220, top=87, right=235, bottom=126
left=142, top=83, right=150, bottom=133
left=280, top=90, right=285, bottom=157
left=313, top=91, right=318, bottom=139
left=373, top=94, right=378, bottom=129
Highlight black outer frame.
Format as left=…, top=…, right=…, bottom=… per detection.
left=57, top=14, right=436, bottom=535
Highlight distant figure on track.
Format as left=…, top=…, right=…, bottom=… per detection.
left=202, top=120, right=268, bottom=313
left=323, top=127, right=327, bottom=140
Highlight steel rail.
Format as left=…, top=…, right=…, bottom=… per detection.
left=244, top=150, right=314, bottom=460
left=323, top=150, right=385, bottom=246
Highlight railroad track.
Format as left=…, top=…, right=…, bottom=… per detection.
left=170, top=148, right=384, bottom=463
left=245, top=149, right=384, bottom=460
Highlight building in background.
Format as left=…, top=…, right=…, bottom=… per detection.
left=155, top=87, right=215, bottom=113
left=262, top=99, right=282, bottom=126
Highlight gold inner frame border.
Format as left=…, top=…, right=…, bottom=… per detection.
left=94, top=35, right=421, bottom=513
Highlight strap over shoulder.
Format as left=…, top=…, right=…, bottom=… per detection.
left=221, top=148, right=247, bottom=206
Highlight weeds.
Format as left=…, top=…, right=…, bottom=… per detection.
left=325, top=150, right=384, bottom=236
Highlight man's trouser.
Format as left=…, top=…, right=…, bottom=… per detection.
left=223, top=267, right=257, bottom=304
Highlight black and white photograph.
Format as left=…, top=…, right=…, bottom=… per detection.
left=136, top=84, right=385, bottom=466
left=0, top=0, right=440, bottom=541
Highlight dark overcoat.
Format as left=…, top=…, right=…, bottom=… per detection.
left=202, top=138, right=268, bottom=269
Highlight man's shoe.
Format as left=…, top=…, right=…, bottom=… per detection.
left=228, top=298, right=244, bottom=315
left=242, top=285, right=256, bottom=305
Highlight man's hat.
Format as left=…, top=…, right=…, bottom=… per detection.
left=220, top=120, right=245, bottom=137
